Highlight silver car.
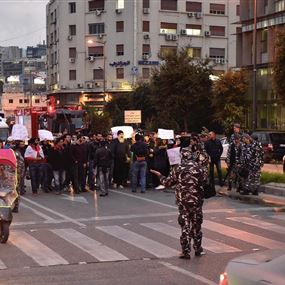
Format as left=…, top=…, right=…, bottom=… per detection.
left=219, top=249, right=285, bottom=285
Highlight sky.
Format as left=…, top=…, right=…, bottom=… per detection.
left=0, top=0, right=48, bottom=48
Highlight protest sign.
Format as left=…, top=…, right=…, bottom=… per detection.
left=38, top=130, right=54, bottom=141
left=11, top=124, right=29, bottom=141
left=111, top=126, right=134, bottom=139
left=167, top=147, right=181, bottom=166
left=158, top=129, right=174, bottom=140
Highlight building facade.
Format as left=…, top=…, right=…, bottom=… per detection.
left=46, top=0, right=240, bottom=108
left=0, top=46, right=23, bottom=61
left=238, top=0, right=285, bottom=130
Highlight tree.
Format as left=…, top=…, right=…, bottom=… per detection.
left=212, top=70, right=248, bottom=136
left=273, top=27, right=285, bottom=101
left=149, top=48, right=213, bottom=132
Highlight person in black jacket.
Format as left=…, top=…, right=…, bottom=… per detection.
left=205, top=131, right=223, bottom=188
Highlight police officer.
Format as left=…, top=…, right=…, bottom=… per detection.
left=151, top=149, right=206, bottom=259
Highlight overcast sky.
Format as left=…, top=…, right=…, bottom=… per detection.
left=0, top=0, right=48, bottom=48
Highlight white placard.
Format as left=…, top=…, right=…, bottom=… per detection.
left=38, top=130, right=54, bottom=141
left=167, top=147, right=181, bottom=166
left=11, top=124, right=29, bottom=141
left=111, top=126, right=134, bottom=139
left=158, top=129, right=174, bottom=140
left=124, top=110, right=141, bottom=124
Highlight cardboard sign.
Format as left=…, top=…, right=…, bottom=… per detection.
left=167, top=147, right=181, bottom=166
left=38, top=130, right=54, bottom=141
left=111, top=126, right=134, bottom=139
left=11, top=124, right=29, bottom=141
left=158, top=129, right=174, bottom=140
left=124, top=110, right=141, bottom=124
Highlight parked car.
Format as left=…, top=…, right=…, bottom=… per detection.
left=220, top=137, right=229, bottom=160
left=219, top=249, right=285, bottom=285
left=251, top=131, right=285, bottom=162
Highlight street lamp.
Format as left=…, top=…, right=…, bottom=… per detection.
left=97, top=40, right=106, bottom=104
left=252, top=0, right=257, bottom=131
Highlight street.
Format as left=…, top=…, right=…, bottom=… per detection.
left=0, top=187, right=284, bottom=285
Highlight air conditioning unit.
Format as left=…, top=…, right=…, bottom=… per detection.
left=116, top=9, right=122, bottom=14
left=97, top=34, right=104, bottom=39
left=142, top=54, right=149, bottom=60
left=165, top=34, right=172, bottom=41
left=215, top=58, right=221, bottom=64
left=195, top=12, right=202, bottom=19
left=67, top=35, right=73, bottom=41
left=61, top=85, right=67, bottom=90
left=205, top=31, right=211, bottom=37
left=69, top=58, right=75, bottom=63
left=220, top=58, right=226, bottom=64
left=96, top=9, right=103, bottom=16
left=143, top=34, right=150, bottom=39
left=95, top=82, right=101, bottom=87
left=172, top=34, right=178, bottom=41
left=143, top=8, right=150, bottom=14
left=180, top=29, right=187, bottom=35
left=77, top=83, right=83, bottom=89
left=88, top=56, right=95, bottom=62
left=86, top=83, right=94, bottom=89
left=188, top=12, right=194, bottom=17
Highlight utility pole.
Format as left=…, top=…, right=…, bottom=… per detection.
left=252, top=0, right=257, bottom=131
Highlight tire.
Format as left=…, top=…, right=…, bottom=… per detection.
left=0, top=222, right=10, bottom=243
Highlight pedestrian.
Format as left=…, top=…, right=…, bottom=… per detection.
left=230, top=123, right=243, bottom=143
left=95, top=141, right=113, bottom=197
left=130, top=133, right=148, bottom=193
left=151, top=149, right=206, bottom=259
left=144, top=133, right=155, bottom=188
left=87, top=133, right=99, bottom=191
left=205, top=131, right=223, bottom=188
left=106, top=133, right=114, bottom=186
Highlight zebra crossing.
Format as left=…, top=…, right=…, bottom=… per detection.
left=0, top=214, right=284, bottom=270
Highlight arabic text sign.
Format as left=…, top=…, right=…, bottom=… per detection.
left=158, top=129, right=174, bottom=139
left=124, top=110, right=141, bottom=124
left=167, top=147, right=181, bottom=166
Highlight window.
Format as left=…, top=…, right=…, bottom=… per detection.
left=142, top=44, right=150, bottom=55
left=160, top=22, right=177, bottom=34
left=116, top=68, right=124, bottom=79
left=89, top=0, right=104, bottom=11
left=35, top=99, right=40, bottom=104
left=88, top=46, right=104, bottom=57
left=143, top=0, right=149, bottom=8
left=116, top=44, right=124, bottom=56
left=275, top=0, right=285, bottom=12
left=24, top=99, right=29, bottom=104
left=187, top=47, right=201, bottom=58
left=89, top=23, right=104, bottom=34
left=236, top=5, right=240, bottom=16
left=161, top=0, right=177, bottom=11
left=160, top=46, right=177, bottom=57
left=142, top=68, right=150, bottom=79
left=69, top=2, right=76, bottom=13
left=143, top=21, right=150, bottom=32
left=69, top=47, right=77, bottom=58
left=69, top=70, right=76, bottom=80
left=209, top=26, right=225, bottom=37
left=19, top=99, right=23, bottom=104
left=261, top=29, right=268, bottom=53
left=8, top=99, right=13, bottom=104
left=116, top=21, right=124, bottom=32
left=117, top=0, right=124, bottom=9
left=209, top=48, right=225, bottom=59
left=186, top=1, right=202, bottom=12
left=93, top=69, right=104, bottom=80
left=69, top=25, right=76, bottom=36
left=209, top=3, right=225, bottom=15
left=186, top=24, right=201, bottom=36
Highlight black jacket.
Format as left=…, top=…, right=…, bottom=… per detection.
left=205, top=139, right=223, bottom=163
left=95, top=145, right=113, bottom=168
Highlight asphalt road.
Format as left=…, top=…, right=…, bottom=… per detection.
left=1, top=187, right=285, bottom=285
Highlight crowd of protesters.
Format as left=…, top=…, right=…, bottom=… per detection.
left=0, top=123, right=264, bottom=201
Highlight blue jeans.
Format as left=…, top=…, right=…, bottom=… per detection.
left=29, top=164, right=47, bottom=193
left=131, top=160, right=147, bottom=193
left=209, top=160, right=223, bottom=187
left=98, top=167, right=110, bottom=195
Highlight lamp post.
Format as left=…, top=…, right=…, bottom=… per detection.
left=97, top=40, right=106, bottom=104
left=252, top=0, right=257, bottom=131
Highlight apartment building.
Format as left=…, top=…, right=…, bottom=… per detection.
left=238, top=0, right=285, bottom=130
left=46, top=0, right=240, bottom=108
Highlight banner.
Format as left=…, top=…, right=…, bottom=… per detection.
left=124, top=110, right=141, bottom=124
left=111, top=126, right=134, bottom=139
left=11, top=124, right=29, bottom=141
left=158, top=129, right=174, bottom=140
left=38, top=130, right=54, bottom=141
left=167, top=147, right=181, bottom=166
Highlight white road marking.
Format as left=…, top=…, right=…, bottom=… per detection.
left=228, top=217, right=285, bottom=235
left=9, top=231, right=68, bottom=266
left=51, top=228, right=128, bottom=262
left=21, top=203, right=57, bottom=222
left=21, top=196, right=86, bottom=227
left=61, top=194, right=88, bottom=204
left=203, top=220, right=285, bottom=249
left=0, top=259, right=7, bottom=270
left=160, top=262, right=217, bottom=285
left=142, top=222, right=240, bottom=253
left=272, top=215, right=285, bottom=221
left=97, top=225, right=179, bottom=258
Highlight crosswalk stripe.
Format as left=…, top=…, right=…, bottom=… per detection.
left=228, top=217, right=285, bottom=235
left=9, top=231, right=68, bottom=266
left=203, top=220, right=285, bottom=249
left=141, top=223, right=241, bottom=253
left=51, top=228, right=128, bottom=262
left=272, top=215, right=285, bottom=221
left=97, top=225, right=179, bottom=258
left=0, top=259, right=7, bottom=270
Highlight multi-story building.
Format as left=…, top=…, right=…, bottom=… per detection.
left=238, top=0, right=285, bottom=130
left=0, top=46, right=23, bottom=61
left=26, top=42, right=47, bottom=59
left=46, top=0, right=240, bottom=108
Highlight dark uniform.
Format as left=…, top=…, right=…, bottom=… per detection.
left=160, top=153, right=205, bottom=258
